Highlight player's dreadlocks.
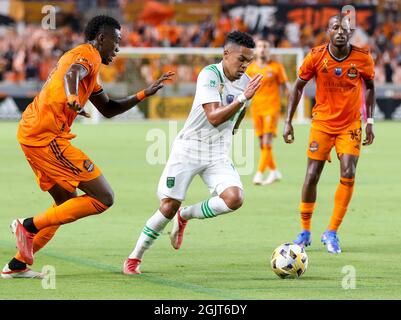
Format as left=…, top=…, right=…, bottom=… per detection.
left=85, top=15, right=121, bottom=41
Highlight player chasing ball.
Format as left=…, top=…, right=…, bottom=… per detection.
left=123, top=31, right=262, bottom=274
left=1, top=15, right=174, bottom=279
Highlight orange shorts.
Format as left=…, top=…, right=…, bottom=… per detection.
left=253, top=113, right=279, bottom=137
left=307, top=121, right=362, bottom=161
left=21, top=138, right=102, bottom=193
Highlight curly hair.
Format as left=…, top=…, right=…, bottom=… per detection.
left=85, top=15, right=121, bottom=41
left=224, top=31, right=255, bottom=49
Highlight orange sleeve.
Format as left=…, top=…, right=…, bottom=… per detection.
left=298, top=52, right=315, bottom=81
left=73, top=49, right=98, bottom=75
left=360, top=53, right=375, bottom=81
left=91, top=81, right=103, bottom=96
left=277, top=63, right=288, bottom=84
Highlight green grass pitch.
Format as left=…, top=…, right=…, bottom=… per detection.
left=0, top=120, right=400, bottom=300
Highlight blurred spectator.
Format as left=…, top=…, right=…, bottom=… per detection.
left=0, top=1, right=400, bottom=85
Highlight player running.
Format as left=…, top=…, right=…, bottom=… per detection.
left=123, top=31, right=262, bottom=274
left=247, top=39, right=290, bottom=185
left=1, top=15, right=173, bottom=279
left=283, top=14, right=375, bottom=254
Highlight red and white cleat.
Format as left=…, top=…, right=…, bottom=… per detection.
left=123, top=258, right=142, bottom=275
left=11, top=219, right=35, bottom=265
left=170, top=209, right=188, bottom=250
left=1, top=264, right=44, bottom=279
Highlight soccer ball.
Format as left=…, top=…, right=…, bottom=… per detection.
left=270, top=243, right=308, bottom=279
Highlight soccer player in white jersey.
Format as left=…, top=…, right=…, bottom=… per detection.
left=123, top=31, right=262, bottom=274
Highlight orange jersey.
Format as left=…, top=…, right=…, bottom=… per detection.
left=299, top=44, right=374, bottom=134
left=18, top=44, right=103, bottom=146
left=247, top=60, right=288, bottom=116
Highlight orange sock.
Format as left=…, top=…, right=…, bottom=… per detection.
left=300, top=202, right=315, bottom=231
left=33, top=195, right=108, bottom=230
left=265, top=145, right=276, bottom=171
left=257, top=145, right=276, bottom=173
left=328, top=177, right=355, bottom=231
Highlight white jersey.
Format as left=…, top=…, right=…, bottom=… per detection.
left=174, top=61, right=250, bottom=162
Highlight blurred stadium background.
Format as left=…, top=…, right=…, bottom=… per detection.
left=0, top=0, right=400, bottom=122
left=1, top=0, right=401, bottom=300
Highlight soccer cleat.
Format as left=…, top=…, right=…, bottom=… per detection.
left=321, top=230, right=342, bottom=254
left=294, top=230, right=312, bottom=248
left=11, top=219, right=35, bottom=265
left=262, top=170, right=282, bottom=185
left=1, top=264, right=44, bottom=279
left=123, top=258, right=141, bottom=275
left=252, top=172, right=264, bottom=185
left=170, top=209, right=188, bottom=250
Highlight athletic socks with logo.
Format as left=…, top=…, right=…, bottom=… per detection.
left=180, top=196, right=233, bottom=220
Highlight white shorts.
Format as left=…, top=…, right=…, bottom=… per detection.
left=157, top=146, right=243, bottom=202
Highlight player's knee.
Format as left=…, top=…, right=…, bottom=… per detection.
left=224, top=193, right=244, bottom=211
left=159, top=198, right=181, bottom=218
left=99, top=189, right=115, bottom=207
left=341, top=168, right=356, bottom=179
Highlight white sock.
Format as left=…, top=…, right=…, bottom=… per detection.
left=128, top=210, right=171, bottom=260
left=180, top=196, right=233, bottom=220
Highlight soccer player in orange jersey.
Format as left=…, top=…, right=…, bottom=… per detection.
left=1, top=15, right=174, bottom=279
left=247, top=40, right=290, bottom=185
left=283, top=14, right=375, bottom=254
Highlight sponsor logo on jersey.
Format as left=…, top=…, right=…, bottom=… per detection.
left=83, top=159, right=94, bottom=172
left=226, top=94, right=234, bottom=104
left=167, top=177, right=175, bottom=188
left=334, top=67, right=342, bottom=76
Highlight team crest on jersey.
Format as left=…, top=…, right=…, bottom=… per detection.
left=347, top=64, right=358, bottom=79
left=334, top=67, right=342, bottom=76
left=209, top=80, right=217, bottom=88
left=322, top=58, right=329, bottom=73
left=83, top=159, right=94, bottom=172
left=167, top=177, right=175, bottom=188
left=226, top=94, right=234, bottom=104
left=309, top=141, right=319, bottom=152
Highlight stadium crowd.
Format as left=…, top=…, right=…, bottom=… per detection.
left=0, top=0, right=400, bottom=84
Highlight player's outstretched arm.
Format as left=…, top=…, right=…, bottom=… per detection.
left=363, top=79, right=375, bottom=146
left=203, top=74, right=262, bottom=127
left=283, top=78, right=308, bottom=144
left=90, top=71, right=174, bottom=118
